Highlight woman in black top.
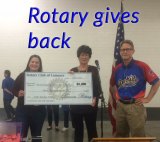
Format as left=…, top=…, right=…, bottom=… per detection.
left=70, top=45, right=101, bottom=142
left=13, top=55, right=46, bottom=142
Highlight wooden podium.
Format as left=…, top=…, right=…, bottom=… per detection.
left=91, top=137, right=156, bottom=142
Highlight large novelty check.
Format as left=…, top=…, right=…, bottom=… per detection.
left=24, top=72, right=93, bottom=105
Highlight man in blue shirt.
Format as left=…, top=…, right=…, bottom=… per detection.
left=111, top=40, right=160, bottom=137
left=2, top=70, right=15, bottom=121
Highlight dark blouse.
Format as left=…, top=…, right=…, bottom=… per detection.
left=13, top=72, right=46, bottom=111
left=13, top=72, right=25, bottom=106
left=70, top=65, right=101, bottom=112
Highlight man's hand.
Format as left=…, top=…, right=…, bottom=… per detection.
left=135, top=98, right=150, bottom=105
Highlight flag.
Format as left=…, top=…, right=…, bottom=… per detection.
left=108, top=1, right=125, bottom=136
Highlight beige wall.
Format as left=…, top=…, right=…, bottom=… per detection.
left=0, top=0, right=159, bottom=107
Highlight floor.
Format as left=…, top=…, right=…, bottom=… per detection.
left=28, top=121, right=160, bottom=142
left=0, top=109, right=160, bottom=142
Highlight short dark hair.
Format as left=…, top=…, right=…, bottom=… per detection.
left=4, top=70, right=11, bottom=77
left=25, top=54, right=43, bottom=72
left=120, top=40, right=134, bottom=49
left=77, top=45, right=92, bottom=58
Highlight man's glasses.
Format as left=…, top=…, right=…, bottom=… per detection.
left=120, top=48, right=133, bottom=52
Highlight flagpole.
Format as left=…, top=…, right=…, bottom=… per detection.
left=108, top=0, right=125, bottom=136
